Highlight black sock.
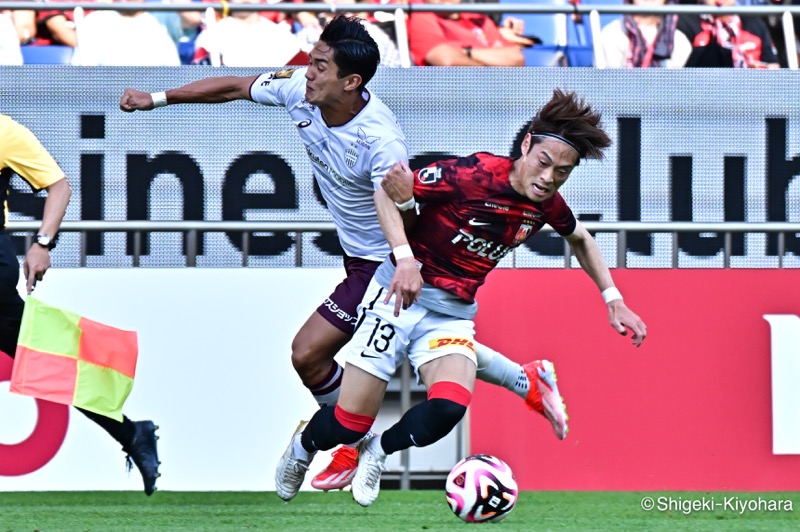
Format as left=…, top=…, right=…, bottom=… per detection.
left=78, top=408, right=137, bottom=448
left=381, top=398, right=467, bottom=455
left=301, top=405, right=367, bottom=452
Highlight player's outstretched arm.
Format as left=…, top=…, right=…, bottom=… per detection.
left=565, top=222, right=647, bottom=347
left=119, top=75, right=260, bottom=112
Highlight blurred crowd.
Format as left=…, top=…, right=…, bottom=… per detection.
left=0, top=0, right=794, bottom=67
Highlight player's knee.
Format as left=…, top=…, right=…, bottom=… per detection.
left=408, top=399, right=467, bottom=447
left=430, top=399, right=467, bottom=438
left=290, top=336, right=330, bottom=381
left=413, top=381, right=472, bottom=446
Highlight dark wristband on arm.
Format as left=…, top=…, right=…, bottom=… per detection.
left=463, top=47, right=473, bottom=59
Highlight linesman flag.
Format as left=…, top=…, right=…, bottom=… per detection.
left=10, top=297, right=138, bottom=421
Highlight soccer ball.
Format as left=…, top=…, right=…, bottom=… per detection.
left=445, top=454, right=518, bottom=523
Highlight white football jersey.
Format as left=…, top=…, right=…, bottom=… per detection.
left=250, top=68, right=409, bottom=261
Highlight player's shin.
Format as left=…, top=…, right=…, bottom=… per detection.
left=307, top=361, right=343, bottom=408
left=303, top=405, right=373, bottom=452
left=381, top=381, right=471, bottom=454
left=474, top=341, right=530, bottom=399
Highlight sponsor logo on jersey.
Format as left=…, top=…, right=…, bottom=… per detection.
left=522, top=209, right=543, bottom=219
left=418, top=166, right=442, bottom=184
left=356, top=127, right=380, bottom=150
left=428, top=337, right=475, bottom=352
left=360, top=350, right=379, bottom=359
left=485, top=201, right=510, bottom=211
left=296, top=119, right=312, bottom=128
left=260, top=74, right=274, bottom=87
left=513, top=223, right=533, bottom=245
left=274, top=68, right=296, bottom=79
left=306, top=147, right=355, bottom=187
left=451, top=229, right=513, bottom=261
left=468, top=218, right=491, bottom=226
left=345, top=148, right=358, bottom=167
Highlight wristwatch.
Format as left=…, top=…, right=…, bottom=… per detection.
left=34, top=233, right=55, bottom=250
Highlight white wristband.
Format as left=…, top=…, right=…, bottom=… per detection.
left=602, top=287, right=623, bottom=304
left=393, top=244, right=414, bottom=260
left=395, top=196, right=416, bottom=212
left=150, top=91, right=168, bottom=108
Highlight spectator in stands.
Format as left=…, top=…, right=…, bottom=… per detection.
left=150, top=0, right=203, bottom=64
left=461, top=0, right=502, bottom=26
left=293, top=0, right=403, bottom=67
left=34, top=0, right=82, bottom=46
left=598, top=0, right=691, bottom=68
left=191, top=0, right=305, bottom=66
left=0, top=12, right=23, bottom=64
left=74, top=1, right=180, bottom=66
left=3, top=6, right=36, bottom=44
left=406, top=0, right=533, bottom=66
left=678, top=0, right=779, bottom=68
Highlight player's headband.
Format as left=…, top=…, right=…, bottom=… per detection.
left=531, top=133, right=581, bottom=158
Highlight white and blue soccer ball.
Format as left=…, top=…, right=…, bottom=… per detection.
left=445, top=454, right=518, bottom=523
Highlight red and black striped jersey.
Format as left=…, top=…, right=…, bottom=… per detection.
left=409, top=152, right=577, bottom=302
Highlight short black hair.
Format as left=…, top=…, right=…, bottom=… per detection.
left=319, top=15, right=380, bottom=90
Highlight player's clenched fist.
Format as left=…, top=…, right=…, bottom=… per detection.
left=119, top=88, right=156, bottom=112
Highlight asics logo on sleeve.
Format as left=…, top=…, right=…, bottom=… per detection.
left=468, top=218, right=491, bottom=226
left=296, top=119, right=312, bottom=128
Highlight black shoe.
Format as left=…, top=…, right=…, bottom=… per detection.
left=124, top=420, right=161, bottom=496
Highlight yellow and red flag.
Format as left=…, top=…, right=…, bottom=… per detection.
left=10, top=297, right=138, bottom=421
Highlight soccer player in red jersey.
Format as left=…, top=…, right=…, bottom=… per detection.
left=275, top=89, right=647, bottom=505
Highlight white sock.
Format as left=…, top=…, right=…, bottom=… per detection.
left=367, top=434, right=387, bottom=457
left=293, top=433, right=314, bottom=463
left=309, top=363, right=343, bottom=408
left=474, top=341, right=530, bottom=400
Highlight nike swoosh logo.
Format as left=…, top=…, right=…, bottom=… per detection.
left=469, top=218, right=491, bottom=226
left=360, top=351, right=379, bottom=359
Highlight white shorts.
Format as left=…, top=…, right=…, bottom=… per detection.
left=344, top=277, right=477, bottom=382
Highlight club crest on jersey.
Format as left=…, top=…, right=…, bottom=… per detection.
left=418, top=166, right=442, bottom=184
left=299, top=100, right=316, bottom=112
left=274, top=68, right=296, bottom=79
left=345, top=148, right=359, bottom=167
left=513, top=223, right=534, bottom=245
left=356, top=127, right=380, bottom=149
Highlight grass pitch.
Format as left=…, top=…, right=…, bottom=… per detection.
left=0, top=491, right=797, bottom=531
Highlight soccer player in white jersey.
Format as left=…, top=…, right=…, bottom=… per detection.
left=119, top=15, right=567, bottom=491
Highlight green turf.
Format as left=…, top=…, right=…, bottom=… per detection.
left=0, top=491, right=797, bottom=531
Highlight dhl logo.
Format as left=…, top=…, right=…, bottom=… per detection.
left=428, top=338, right=476, bottom=352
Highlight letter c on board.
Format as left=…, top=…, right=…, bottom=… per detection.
left=0, top=356, right=69, bottom=476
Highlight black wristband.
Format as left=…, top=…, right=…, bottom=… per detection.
left=464, top=47, right=473, bottom=59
